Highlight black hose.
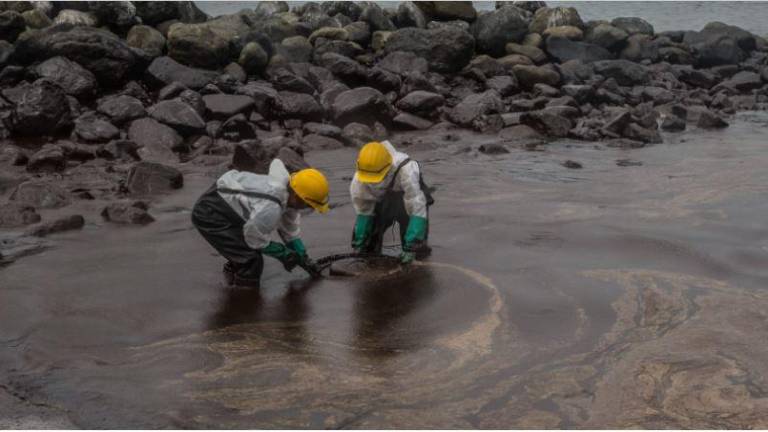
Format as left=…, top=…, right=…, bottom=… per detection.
left=313, top=252, right=399, bottom=272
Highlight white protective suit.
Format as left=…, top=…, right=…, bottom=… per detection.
left=350, top=140, right=428, bottom=218
left=216, top=159, right=300, bottom=250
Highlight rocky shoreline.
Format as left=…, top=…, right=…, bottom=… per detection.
left=1, top=1, right=768, bottom=259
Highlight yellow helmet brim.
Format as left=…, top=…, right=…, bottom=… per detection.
left=309, top=200, right=330, bottom=214
left=356, top=163, right=391, bottom=184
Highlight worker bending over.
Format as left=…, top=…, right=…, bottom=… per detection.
left=350, top=140, right=434, bottom=264
left=192, top=159, right=330, bottom=287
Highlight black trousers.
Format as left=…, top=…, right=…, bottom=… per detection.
left=359, top=183, right=434, bottom=255
left=191, top=185, right=264, bottom=280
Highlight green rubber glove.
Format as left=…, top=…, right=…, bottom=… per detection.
left=286, top=238, right=308, bottom=259
left=262, top=241, right=299, bottom=271
left=399, top=250, right=416, bottom=265
left=352, top=214, right=375, bottom=250
left=403, top=216, right=428, bottom=251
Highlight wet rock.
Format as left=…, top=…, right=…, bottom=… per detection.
left=27, top=214, right=85, bottom=237
left=619, top=34, right=660, bottom=63
left=73, top=111, right=120, bottom=143
left=371, top=30, right=393, bottom=51
left=593, top=60, right=649, bottom=86
left=396, top=1, right=427, bottom=29
left=134, top=2, right=180, bottom=26
left=274, top=91, right=323, bottom=121
left=0, top=203, right=41, bottom=228
left=448, top=90, right=504, bottom=129
left=230, top=139, right=269, bottom=172
left=126, top=24, right=166, bottom=58
left=611, top=17, right=654, bottom=36
left=640, top=86, right=674, bottom=105
left=529, top=7, right=584, bottom=34
left=53, top=9, right=98, bottom=26
left=301, top=133, right=345, bottom=150
left=219, top=113, right=257, bottom=140
left=585, top=23, right=629, bottom=51
left=239, top=41, right=269, bottom=75
left=359, top=3, right=395, bottom=32
left=602, top=110, right=632, bottom=136
left=179, top=89, right=205, bottom=117
left=498, top=54, right=534, bottom=69
left=485, top=75, right=519, bottom=97
left=384, top=26, right=475, bottom=73
left=545, top=36, right=612, bottom=63
left=332, top=87, right=395, bottom=126
left=418, top=1, right=477, bottom=22
left=128, top=117, right=182, bottom=162
left=34, top=56, right=98, bottom=99
left=302, top=122, right=342, bottom=140
left=96, top=94, right=146, bottom=125
left=341, top=122, right=376, bottom=147
left=344, top=21, right=371, bottom=47
left=543, top=25, right=583, bottom=40
left=0, top=144, right=27, bottom=166
left=58, top=140, right=97, bottom=161
left=562, top=84, right=595, bottom=104
left=147, top=99, right=205, bottom=136
left=14, top=25, right=139, bottom=84
left=269, top=68, right=316, bottom=94
left=697, top=109, right=729, bottom=129
left=661, top=114, right=686, bottom=132
left=319, top=2, right=361, bottom=21
left=319, top=81, right=349, bottom=111
left=676, top=66, right=717, bottom=89
left=512, top=64, right=560, bottom=89
left=0, top=10, right=26, bottom=42
left=624, top=122, right=661, bottom=143
left=308, top=27, right=349, bottom=45
left=683, top=22, right=756, bottom=67
left=478, top=143, right=509, bottom=154
left=11, top=79, right=72, bottom=136
left=318, top=52, right=368, bottom=84
left=658, top=46, right=694, bottom=65
left=472, top=5, right=528, bottom=56
left=0, top=40, right=14, bottom=70
left=392, top=112, right=433, bottom=130
left=378, top=50, right=428, bottom=75
left=125, top=161, right=183, bottom=195
left=616, top=158, right=643, bottom=167
left=202, top=94, right=255, bottom=120
left=557, top=59, right=594, bottom=84
left=88, top=1, right=138, bottom=29
left=715, top=71, right=763, bottom=93
left=10, top=180, right=69, bottom=209
left=101, top=201, right=154, bottom=225
left=505, top=42, right=547, bottom=64
left=366, top=67, right=401, bottom=93
left=562, top=159, right=582, bottom=169
left=313, top=38, right=364, bottom=59
left=145, top=56, right=217, bottom=90
left=520, top=110, right=572, bottom=137
left=166, top=12, right=253, bottom=69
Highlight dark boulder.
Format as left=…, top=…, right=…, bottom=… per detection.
left=384, top=26, right=475, bottom=73
left=593, top=60, right=649, bottom=86
left=145, top=56, right=218, bottom=90
left=478, top=143, right=509, bottom=155
left=301, top=133, right=345, bottom=150
left=448, top=90, right=504, bottom=129
left=676, top=66, right=717, bottom=89
left=512, top=64, right=560, bottom=89
left=396, top=90, right=445, bottom=118
left=715, top=70, right=763, bottom=92
left=0, top=10, right=25, bottom=42
left=658, top=47, right=694, bottom=65
left=611, top=17, right=654, bottom=36
left=661, top=114, right=686, bottom=132
left=520, top=110, right=572, bottom=137
left=166, top=12, right=253, bottom=69
left=11, top=79, right=72, bottom=136
left=0, top=203, right=41, bottom=228
left=624, top=123, right=661, bottom=143
left=9, top=180, right=70, bottom=209
left=96, top=94, right=146, bottom=125
left=13, top=25, right=140, bottom=85
left=26, top=144, right=65, bottom=173
left=619, top=34, right=660, bottom=63
left=147, top=99, right=205, bottom=136
left=87, top=1, right=139, bottom=29
left=366, top=67, right=401, bottom=93
left=101, top=201, right=154, bottom=225
left=274, top=91, right=324, bottom=121
left=126, top=24, right=166, bottom=58
left=218, top=113, right=257, bottom=140
left=683, top=22, right=756, bottom=67
left=529, top=7, right=583, bottom=34
left=201, top=94, right=255, bottom=120
left=34, top=56, right=98, bottom=99
left=392, top=112, right=433, bottom=131
left=134, top=1, right=179, bottom=26
left=545, top=36, right=612, bottom=63
left=697, top=109, right=729, bottom=129
left=317, top=52, right=368, bottom=83
left=128, top=117, right=182, bottom=162
left=377, top=50, right=428, bottom=75
left=505, top=42, right=547, bottom=64
left=486, top=75, right=519, bottom=96
left=125, top=161, right=183, bottom=195
left=585, top=23, right=628, bottom=51
left=27, top=214, right=85, bottom=237
left=396, top=1, right=428, bottom=29
left=73, top=111, right=120, bottom=143
left=359, top=3, right=395, bottom=32
left=332, top=87, right=395, bottom=126
left=472, top=5, right=528, bottom=56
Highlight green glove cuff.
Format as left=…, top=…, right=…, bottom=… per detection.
left=262, top=241, right=290, bottom=259
left=286, top=238, right=307, bottom=258
left=403, top=216, right=428, bottom=249
left=352, top=214, right=375, bottom=247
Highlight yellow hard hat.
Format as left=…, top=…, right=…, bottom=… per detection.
left=290, top=168, right=330, bottom=213
left=356, top=141, right=392, bottom=184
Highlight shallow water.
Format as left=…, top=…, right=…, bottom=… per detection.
left=2, top=113, right=768, bottom=427
left=196, top=1, right=768, bottom=35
